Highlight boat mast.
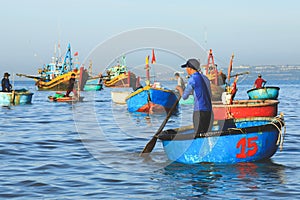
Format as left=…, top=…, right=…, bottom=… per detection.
left=88, top=60, right=93, bottom=76
left=62, top=43, right=72, bottom=72
left=206, top=49, right=218, bottom=85
left=227, top=53, right=234, bottom=85
left=145, top=55, right=150, bottom=86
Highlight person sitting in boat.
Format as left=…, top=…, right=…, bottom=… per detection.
left=253, top=74, right=266, bottom=89
left=181, top=58, right=212, bottom=135
left=65, top=73, right=78, bottom=97
left=174, top=72, right=185, bottom=96
left=1, top=72, right=12, bottom=92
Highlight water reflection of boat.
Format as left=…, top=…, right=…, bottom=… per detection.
left=158, top=115, right=285, bottom=164
left=163, top=159, right=286, bottom=198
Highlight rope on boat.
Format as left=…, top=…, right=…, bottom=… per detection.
left=271, top=113, right=285, bottom=151
left=228, top=128, right=245, bottom=134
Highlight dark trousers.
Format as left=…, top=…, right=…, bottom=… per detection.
left=193, top=111, right=212, bottom=135
left=65, top=89, right=78, bottom=97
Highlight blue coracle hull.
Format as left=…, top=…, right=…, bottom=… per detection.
left=159, top=116, right=285, bottom=164
left=247, top=86, right=280, bottom=100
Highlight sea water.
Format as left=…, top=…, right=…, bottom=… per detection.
left=0, top=66, right=299, bottom=199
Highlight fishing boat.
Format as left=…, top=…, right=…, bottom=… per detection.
left=180, top=98, right=278, bottom=120
left=103, top=56, right=140, bottom=88
left=83, top=60, right=103, bottom=91
left=203, top=49, right=226, bottom=101
left=17, top=44, right=89, bottom=91
left=111, top=91, right=131, bottom=104
left=48, top=92, right=83, bottom=102
left=179, top=49, right=248, bottom=104
left=83, top=77, right=103, bottom=91
left=126, top=85, right=178, bottom=113
left=158, top=114, right=285, bottom=164
left=0, top=89, right=33, bottom=106
left=247, top=86, right=280, bottom=100
left=126, top=51, right=178, bottom=113
left=212, top=99, right=279, bottom=120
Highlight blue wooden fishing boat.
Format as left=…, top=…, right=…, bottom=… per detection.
left=126, top=51, right=178, bottom=113
left=158, top=114, right=285, bottom=164
left=0, top=89, right=33, bottom=106
left=126, top=85, right=178, bottom=113
left=247, top=86, right=280, bottom=100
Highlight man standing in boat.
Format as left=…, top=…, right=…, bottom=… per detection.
left=253, top=74, right=267, bottom=89
left=65, top=73, right=78, bottom=97
left=181, top=59, right=212, bottom=135
left=1, top=72, right=12, bottom=92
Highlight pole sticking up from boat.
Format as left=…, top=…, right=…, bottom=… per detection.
left=145, top=55, right=150, bottom=86
left=227, top=53, right=234, bottom=86
left=206, top=49, right=218, bottom=85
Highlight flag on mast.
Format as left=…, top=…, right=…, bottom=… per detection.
left=151, top=49, right=156, bottom=64
left=145, top=55, right=149, bottom=65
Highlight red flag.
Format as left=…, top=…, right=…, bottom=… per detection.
left=74, top=51, right=78, bottom=56
left=151, top=49, right=156, bottom=64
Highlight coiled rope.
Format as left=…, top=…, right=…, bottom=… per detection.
left=271, top=113, right=286, bottom=151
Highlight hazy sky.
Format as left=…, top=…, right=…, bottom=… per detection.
left=1, top=0, right=299, bottom=75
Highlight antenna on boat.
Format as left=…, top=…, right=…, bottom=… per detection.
left=54, top=43, right=57, bottom=62
left=88, top=60, right=93, bottom=76
left=58, top=41, right=62, bottom=63
left=204, top=26, right=208, bottom=50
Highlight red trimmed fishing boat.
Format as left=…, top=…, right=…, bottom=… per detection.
left=212, top=99, right=279, bottom=120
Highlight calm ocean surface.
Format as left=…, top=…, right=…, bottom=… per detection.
left=1, top=67, right=300, bottom=199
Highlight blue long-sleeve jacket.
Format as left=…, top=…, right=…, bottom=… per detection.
left=182, top=72, right=212, bottom=111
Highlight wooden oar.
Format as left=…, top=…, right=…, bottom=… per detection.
left=140, top=95, right=181, bottom=156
